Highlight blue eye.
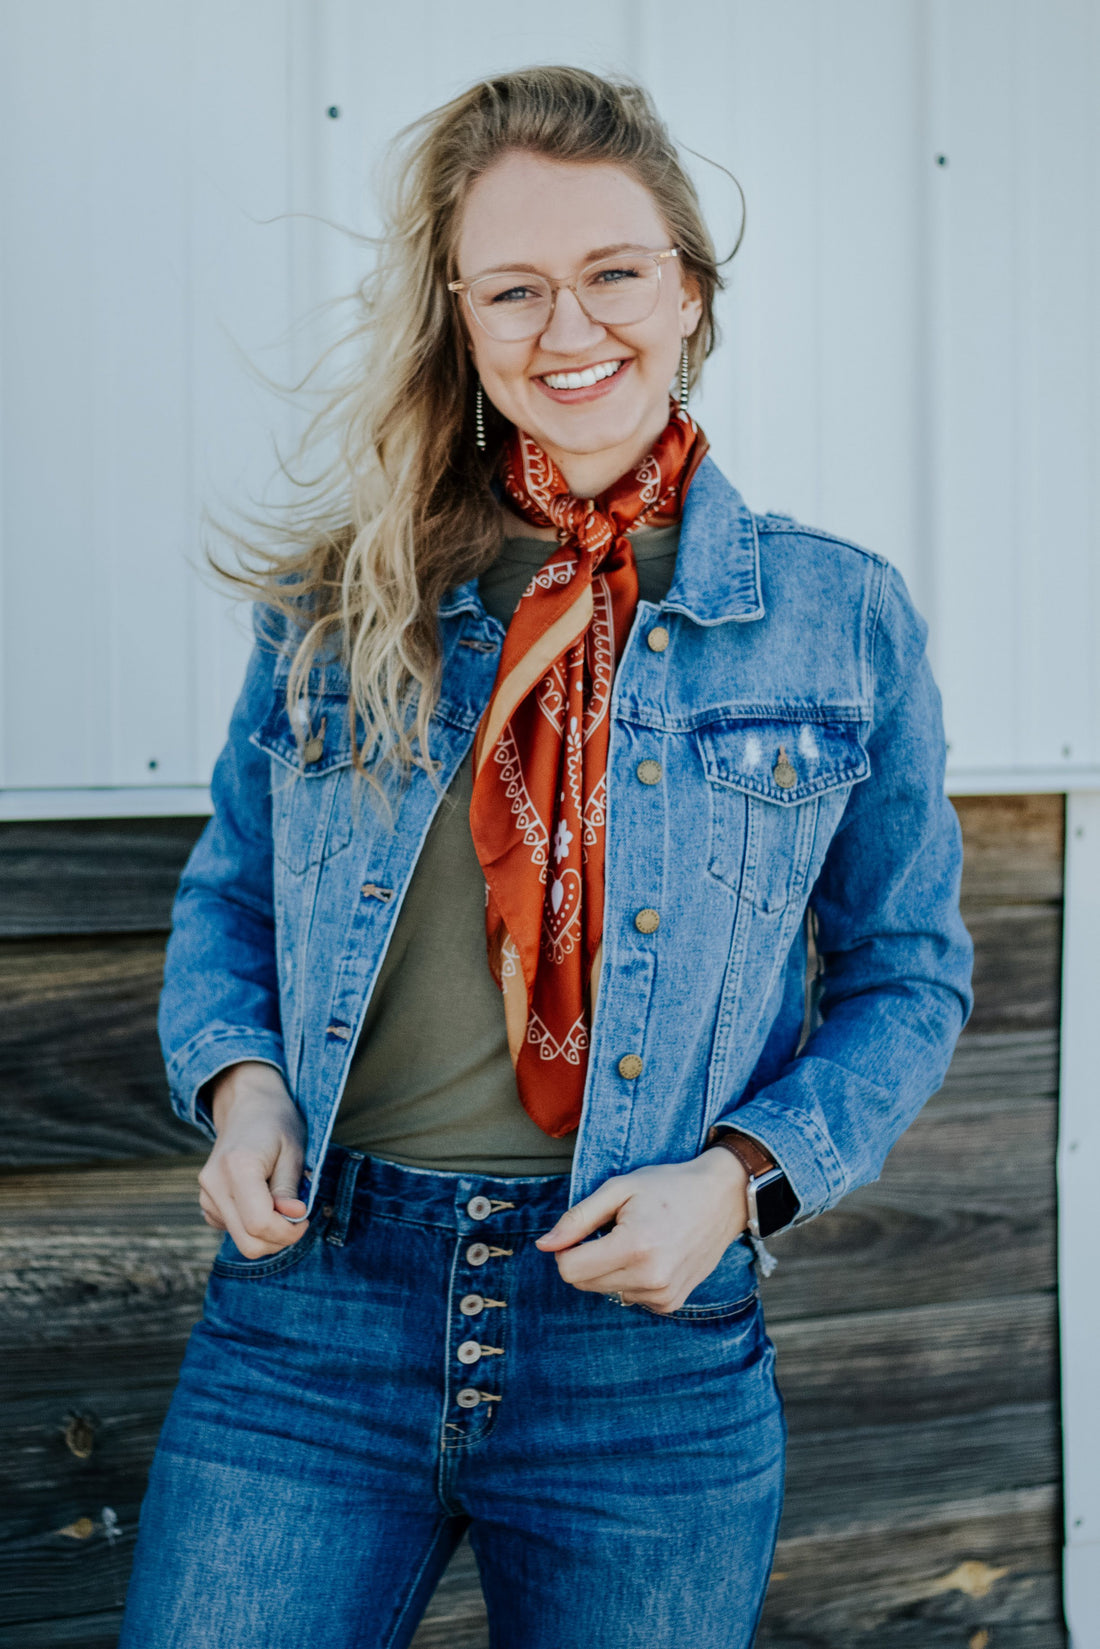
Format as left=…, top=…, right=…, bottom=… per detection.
left=590, top=265, right=641, bottom=285
left=489, top=285, right=538, bottom=305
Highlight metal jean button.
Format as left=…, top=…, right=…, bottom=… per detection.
left=466, top=1242, right=491, bottom=1265
left=459, top=1294, right=485, bottom=1316
left=457, top=1340, right=483, bottom=1365
left=456, top=1387, right=482, bottom=1409
left=467, top=1195, right=493, bottom=1220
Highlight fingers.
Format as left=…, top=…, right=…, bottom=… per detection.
left=535, top=1176, right=631, bottom=1252
left=198, top=1186, right=226, bottom=1230
left=198, top=1146, right=309, bottom=1259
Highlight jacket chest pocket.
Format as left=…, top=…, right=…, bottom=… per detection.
left=249, top=688, right=356, bottom=875
left=696, top=717, right=869, bottom=913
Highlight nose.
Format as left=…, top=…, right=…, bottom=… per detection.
left=538, top=284, right=606, bottom=354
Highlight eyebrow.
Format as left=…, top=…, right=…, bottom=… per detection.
left=466, top=243, right=657, bottom=278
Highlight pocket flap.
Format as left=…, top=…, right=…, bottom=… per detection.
left=697, top=716, right=869, bottom=805
left=250, top=691, right=355, bottom=777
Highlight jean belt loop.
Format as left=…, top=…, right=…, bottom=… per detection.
left=324, top=1149, right=366, bottom=1248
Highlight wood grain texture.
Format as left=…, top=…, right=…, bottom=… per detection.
left=0, top=937, right=199, bottom=1165
left=0, top=898, right=1064, bottom=1170
left=962, top=906, right=1062, bottom=1033
left=0, top=819, right=204, bottom=938
left=0, top=790, right=1066, bottom=1646
left=762, top=1489, right=1063, bottom=1646
left=955, top=793, right=1064, bottom=906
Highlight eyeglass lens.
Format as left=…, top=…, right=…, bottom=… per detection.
left=467, top=252, right=665, bottom=341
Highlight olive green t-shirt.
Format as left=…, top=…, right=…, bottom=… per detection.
left=330, top=524, right=680, bottom=1174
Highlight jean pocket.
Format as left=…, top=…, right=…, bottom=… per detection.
left=638, top=1286, right=760, bottom=1323
left=211, top=1212, right=327, bottom=1281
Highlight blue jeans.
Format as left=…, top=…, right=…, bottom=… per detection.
left=120, top=1148, right=786, bottom=1648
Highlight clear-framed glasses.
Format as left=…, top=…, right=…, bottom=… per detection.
left=448, top=247, right=681, bottom=342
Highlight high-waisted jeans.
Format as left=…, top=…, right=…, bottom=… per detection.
left=119, top=1147, right=786, bottom=1648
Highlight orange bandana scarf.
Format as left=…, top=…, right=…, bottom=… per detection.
left=469, top=401, right=708, bottom=1137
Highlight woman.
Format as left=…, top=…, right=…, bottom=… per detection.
left=120, top=66, right=972, bottom=1649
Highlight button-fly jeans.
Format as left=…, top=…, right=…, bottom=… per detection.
left=119, top=1148, right=786, bottom=1648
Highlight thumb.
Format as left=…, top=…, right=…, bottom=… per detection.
left=270, top=1140, right=306, bottom=1219
left=536, top=1176, right=630, bottom=1252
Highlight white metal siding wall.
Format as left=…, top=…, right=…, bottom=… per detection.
left=1, top=0, right=1097, bottom=815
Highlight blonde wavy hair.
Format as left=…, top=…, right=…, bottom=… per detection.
left=219, top=65, right=729, bottom=784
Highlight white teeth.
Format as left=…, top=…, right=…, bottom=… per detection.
left=542, top=360, right=623, bottom=390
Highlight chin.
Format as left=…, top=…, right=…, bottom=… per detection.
left=526, top=403, right=652, bottom=459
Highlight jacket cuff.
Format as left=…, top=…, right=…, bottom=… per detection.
left=706, top=1092, right=847, bottom=1228
left=166, top=1026, right=290, bottom=1142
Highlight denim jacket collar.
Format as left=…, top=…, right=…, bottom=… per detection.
left=437, top=455, right=763, bottom=627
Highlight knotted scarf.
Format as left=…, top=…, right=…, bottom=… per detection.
left=469, top=400, right=708, bottom=1136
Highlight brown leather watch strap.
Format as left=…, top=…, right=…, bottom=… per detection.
left=705, top=1126, right=776, bottom=1181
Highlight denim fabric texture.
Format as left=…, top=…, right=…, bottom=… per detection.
left=119, top=1149, right=785, bottom=1649
left=158, top=456, right=974, bottom=1220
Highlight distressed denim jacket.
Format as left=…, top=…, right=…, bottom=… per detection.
left=159, top=457, right=973, bottom=1222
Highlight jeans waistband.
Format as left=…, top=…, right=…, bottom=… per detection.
left=310, top=1144, right=572, bottom=1241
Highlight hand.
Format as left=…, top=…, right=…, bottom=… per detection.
left=196, top=1062, right=310, bottom=1258
left=535, top=1148, right=750, bottom=1313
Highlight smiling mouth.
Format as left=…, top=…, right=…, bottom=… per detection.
left=538, top=359, right=628, bottom=391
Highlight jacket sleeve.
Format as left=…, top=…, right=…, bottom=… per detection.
left=711, top=561, right=974, bottom=1224
left=157, top=604, right=290, bottom=1140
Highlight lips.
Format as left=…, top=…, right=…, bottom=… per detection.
left=533, top=358, right=633, bottom=404
left=540, top=359, right=626, bottom=391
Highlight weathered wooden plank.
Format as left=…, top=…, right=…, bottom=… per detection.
left=0, top=1160, right=1061, bottom=1636
left=0, top=1131, right=1054, bottom=1346
left=962, top=905, right=1063, bottom=1032
left=772, top=1294, right=1057, bottom=1431
left=412, top=1541, right=489, bottom=1649
left=762, top=1084, right=1056, bottom=1320
left=955, top=792, right=1064, bottom=906
left=0, top=937, right=199, bottom=1166
left=761, top=1488, right=1062, bottom=1647
left=780, top=1404, right=1060, bottom=1540
left=0, top=1495, right=1064, bottom=1649
left=4, top=1292, right=1056, bottom=1529
left=0, top=1610, right=124, bottom=1649
left=0, top=819, right=204, bottom=939
left=0, top=899, right=1062, bottom=1170
left=0, top=792, right=1061, bottom=942
left=936, top=1029, right=1058, bottom=1104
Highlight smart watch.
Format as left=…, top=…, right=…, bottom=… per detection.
left=706, top=1127, right=801, bottom=1240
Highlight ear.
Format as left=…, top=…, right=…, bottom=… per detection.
left=679, top=270, right=704, bottom=340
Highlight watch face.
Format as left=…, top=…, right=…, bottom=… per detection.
left=754, top=1170, right=801, bottom=1239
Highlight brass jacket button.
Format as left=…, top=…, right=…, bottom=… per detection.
left=634, top=908, right=660, bottom=934
left=773, top=745, right=798, bottom=789
left=618, top=1054, right=644, bottom=1079
left=646, top=626, right=670, bottom=653
left=301, top=715, right=327, bottom=765
left=636, top=759, right=662, bottom=785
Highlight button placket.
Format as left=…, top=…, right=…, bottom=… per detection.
left=446, top=1190, right=514, bottom=1440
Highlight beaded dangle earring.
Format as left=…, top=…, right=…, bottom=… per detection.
left=679, top=339, right=690, bottom=408
left=475, top=380, right=486, bottom=451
